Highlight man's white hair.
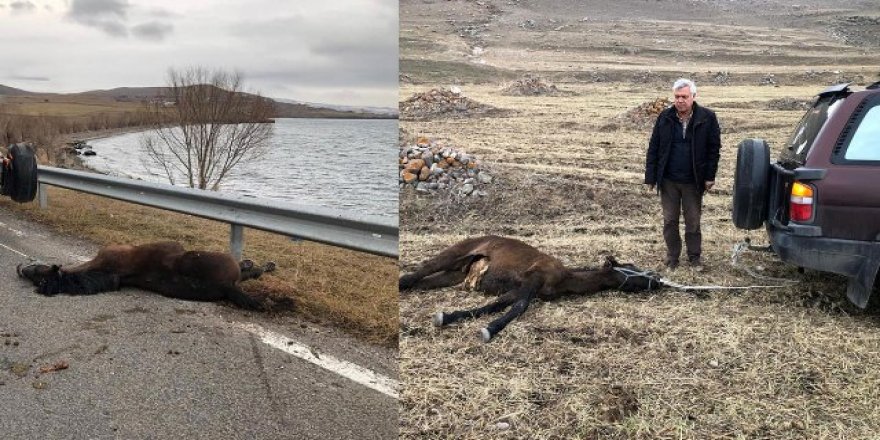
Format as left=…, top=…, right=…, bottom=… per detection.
left=673, top=78, right=697, bottom=96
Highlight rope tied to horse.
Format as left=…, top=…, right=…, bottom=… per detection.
left=612, top=240, right=800, bottom=292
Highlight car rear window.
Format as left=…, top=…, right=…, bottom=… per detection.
left=781, top=95, right=844, bottom=165
left=843, top=105, right=880, bottom=161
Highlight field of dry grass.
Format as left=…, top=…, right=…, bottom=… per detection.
left=400, top=0, right=880, bottom=437
left=1, top=95, right=143, bottom=117
left=0, top=188, right=397, bottom=346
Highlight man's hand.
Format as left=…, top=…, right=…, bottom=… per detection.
left=705, top=181, right=715, bottom=191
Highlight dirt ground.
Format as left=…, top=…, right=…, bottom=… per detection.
left=399, top=0, right=880, bottom=438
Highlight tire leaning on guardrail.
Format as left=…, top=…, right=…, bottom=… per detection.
left=1, top=143, right=39, bottom=203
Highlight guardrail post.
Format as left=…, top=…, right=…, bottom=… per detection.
left=230, top=224, right=244, bottom=261
left=38, top=183, right=47, bottom=209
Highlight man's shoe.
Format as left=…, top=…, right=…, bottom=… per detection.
left=665, top=260, right=679, bottom=270
left=688, top=257, right=702, bottom=267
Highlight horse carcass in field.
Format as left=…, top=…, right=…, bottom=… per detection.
left=400, top=235, right=662, bottom=342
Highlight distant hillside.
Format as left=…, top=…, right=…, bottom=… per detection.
left=0, top=84, right=35, bottom=96
left=275, top=98, right=398, bottom=117
left=273, top=100, right=396, bottom=119
left=0, top=84, right=396, bottom=119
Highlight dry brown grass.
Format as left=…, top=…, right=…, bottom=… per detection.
left=399, top=80, right=880, bottom=438
left=2, top=95, right=143, bottom=117
left=1, top=187, right=397, bottom=346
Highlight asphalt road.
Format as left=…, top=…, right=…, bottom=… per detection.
left=0, top=208, right=398, bottom=439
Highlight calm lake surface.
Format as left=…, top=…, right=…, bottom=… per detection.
left=83, top=118, right=398, bottom=219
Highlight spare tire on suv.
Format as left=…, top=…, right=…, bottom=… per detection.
left=732, top=138, right=770, bottom=230
left=1, top=143, right=39, bottom=203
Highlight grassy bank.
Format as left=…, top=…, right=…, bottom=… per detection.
left=1, top=187, right=398, bottom=346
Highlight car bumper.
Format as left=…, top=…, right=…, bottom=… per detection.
left=768, top=223, right=880, bottom=308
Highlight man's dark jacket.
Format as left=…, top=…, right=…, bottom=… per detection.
left=644, top=102, right=721, bottom=193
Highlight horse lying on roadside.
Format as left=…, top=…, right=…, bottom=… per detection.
left=17, top=242, right=276, bottom=310
left=399, top=235, right=662, bottom=342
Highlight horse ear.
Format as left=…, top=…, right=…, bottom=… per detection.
left=604, top=255, right=619, bottom=268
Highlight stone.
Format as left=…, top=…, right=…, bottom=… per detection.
left=478, top=172, right=493, bottom=184
left=419, top=166, right=431, bottom=181
left=402, top=171, right=418, bottom=184
left=461, top=184, right=474, bottom=195
left=405, top=159, right=425, bottom=172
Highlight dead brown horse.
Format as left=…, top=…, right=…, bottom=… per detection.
left=17, top=242, right=275, bottom=310
left=399, top=235, right=662, bottom=342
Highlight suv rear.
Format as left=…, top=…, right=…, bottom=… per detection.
left=732, top=82, right=880, bottom=308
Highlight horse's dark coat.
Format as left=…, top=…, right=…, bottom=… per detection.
left=400, top=235, right=662, bottom=341
left=18, top=241, right=275, bottom=310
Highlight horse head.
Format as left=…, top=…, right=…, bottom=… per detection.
left=605, top=256, right=663, bottom=292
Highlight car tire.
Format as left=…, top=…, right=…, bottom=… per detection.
left=1, top=143, right=38, bottom=203
left=732, top=138, right=771, bottom=230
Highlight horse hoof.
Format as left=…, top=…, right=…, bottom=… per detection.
left=432, top=312, right=445, bottom=327
left=479, top=328, right=492, bottom=343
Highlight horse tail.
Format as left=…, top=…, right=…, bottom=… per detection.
left=217, top=284, right=264, bottom=311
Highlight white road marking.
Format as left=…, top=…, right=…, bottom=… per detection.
left=235, top=322, right=399, bottom=399
left=0, top=242, right=29, bottom=258
left=0, top=221, right=26, bottom=237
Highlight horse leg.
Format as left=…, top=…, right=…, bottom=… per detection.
left=410, top=271, right=467, bottom=291
left=239, top=260, right=277, bottom=281
left=399, top=252, right=480, bottom=291
left=433, top=289, right=519, bottom=327
left=478, top=277, right=543, bottom=342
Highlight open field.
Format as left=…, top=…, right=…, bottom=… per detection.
left=0, top=94, right=144, bottom=117
left=0, top=188, right=397, bottom=346
left=400, top=0, right=880, bottom=438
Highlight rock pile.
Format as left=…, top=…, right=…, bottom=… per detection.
left=501, top=75, right=561, bottom=96
left=399, top=136, right=493, bottom=196
left=767, top=97, right=813, bottom=111
left=399, top=88, right=502, bottom=120
left=616, top=97, right=671, bottom=128
left=712, top=71, right=731, bottom=84
left=759, top=74, right=777, bottom=86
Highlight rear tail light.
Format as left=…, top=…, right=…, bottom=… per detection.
left=790, top=181, right=815, bottom=222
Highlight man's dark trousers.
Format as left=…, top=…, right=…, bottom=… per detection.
left=660, top=180, right=702, bottom=263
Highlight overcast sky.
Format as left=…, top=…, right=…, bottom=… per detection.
left=0, top=0, right=398, bottom=107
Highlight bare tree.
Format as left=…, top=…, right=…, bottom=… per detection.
left=142, top=67, right=274, bottom=190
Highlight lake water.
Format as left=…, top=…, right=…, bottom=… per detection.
left=83, top=118, right=398, bottom=220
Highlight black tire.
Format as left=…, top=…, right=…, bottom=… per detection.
left=732, top=138, right=771, bottom=230
left=1, top=143, right=38, bottom=203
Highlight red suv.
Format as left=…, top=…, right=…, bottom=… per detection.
left=733, top=82, right=880, bottom=308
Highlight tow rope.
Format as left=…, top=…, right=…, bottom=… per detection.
left=613, top=239, right=799, bottom=292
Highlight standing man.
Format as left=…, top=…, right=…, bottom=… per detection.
left=644, top=78, right=721, bottom=269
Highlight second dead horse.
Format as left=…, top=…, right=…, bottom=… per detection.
left=18, top=242, right=275, bottom=310
left=400, top=235, right=663, bottom=341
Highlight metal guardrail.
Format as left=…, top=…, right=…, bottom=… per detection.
left=36, top=166, right=398, bottom=259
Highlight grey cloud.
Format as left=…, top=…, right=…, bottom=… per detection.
left=9, top=74, right=50, bottom=82
left=131, top=21, right=173, bottom=41
left=66, top=0, right=130, bottom=37
left=10, top=1, right=36, bottom=13
left=68, top=0, right=128, bottom=18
